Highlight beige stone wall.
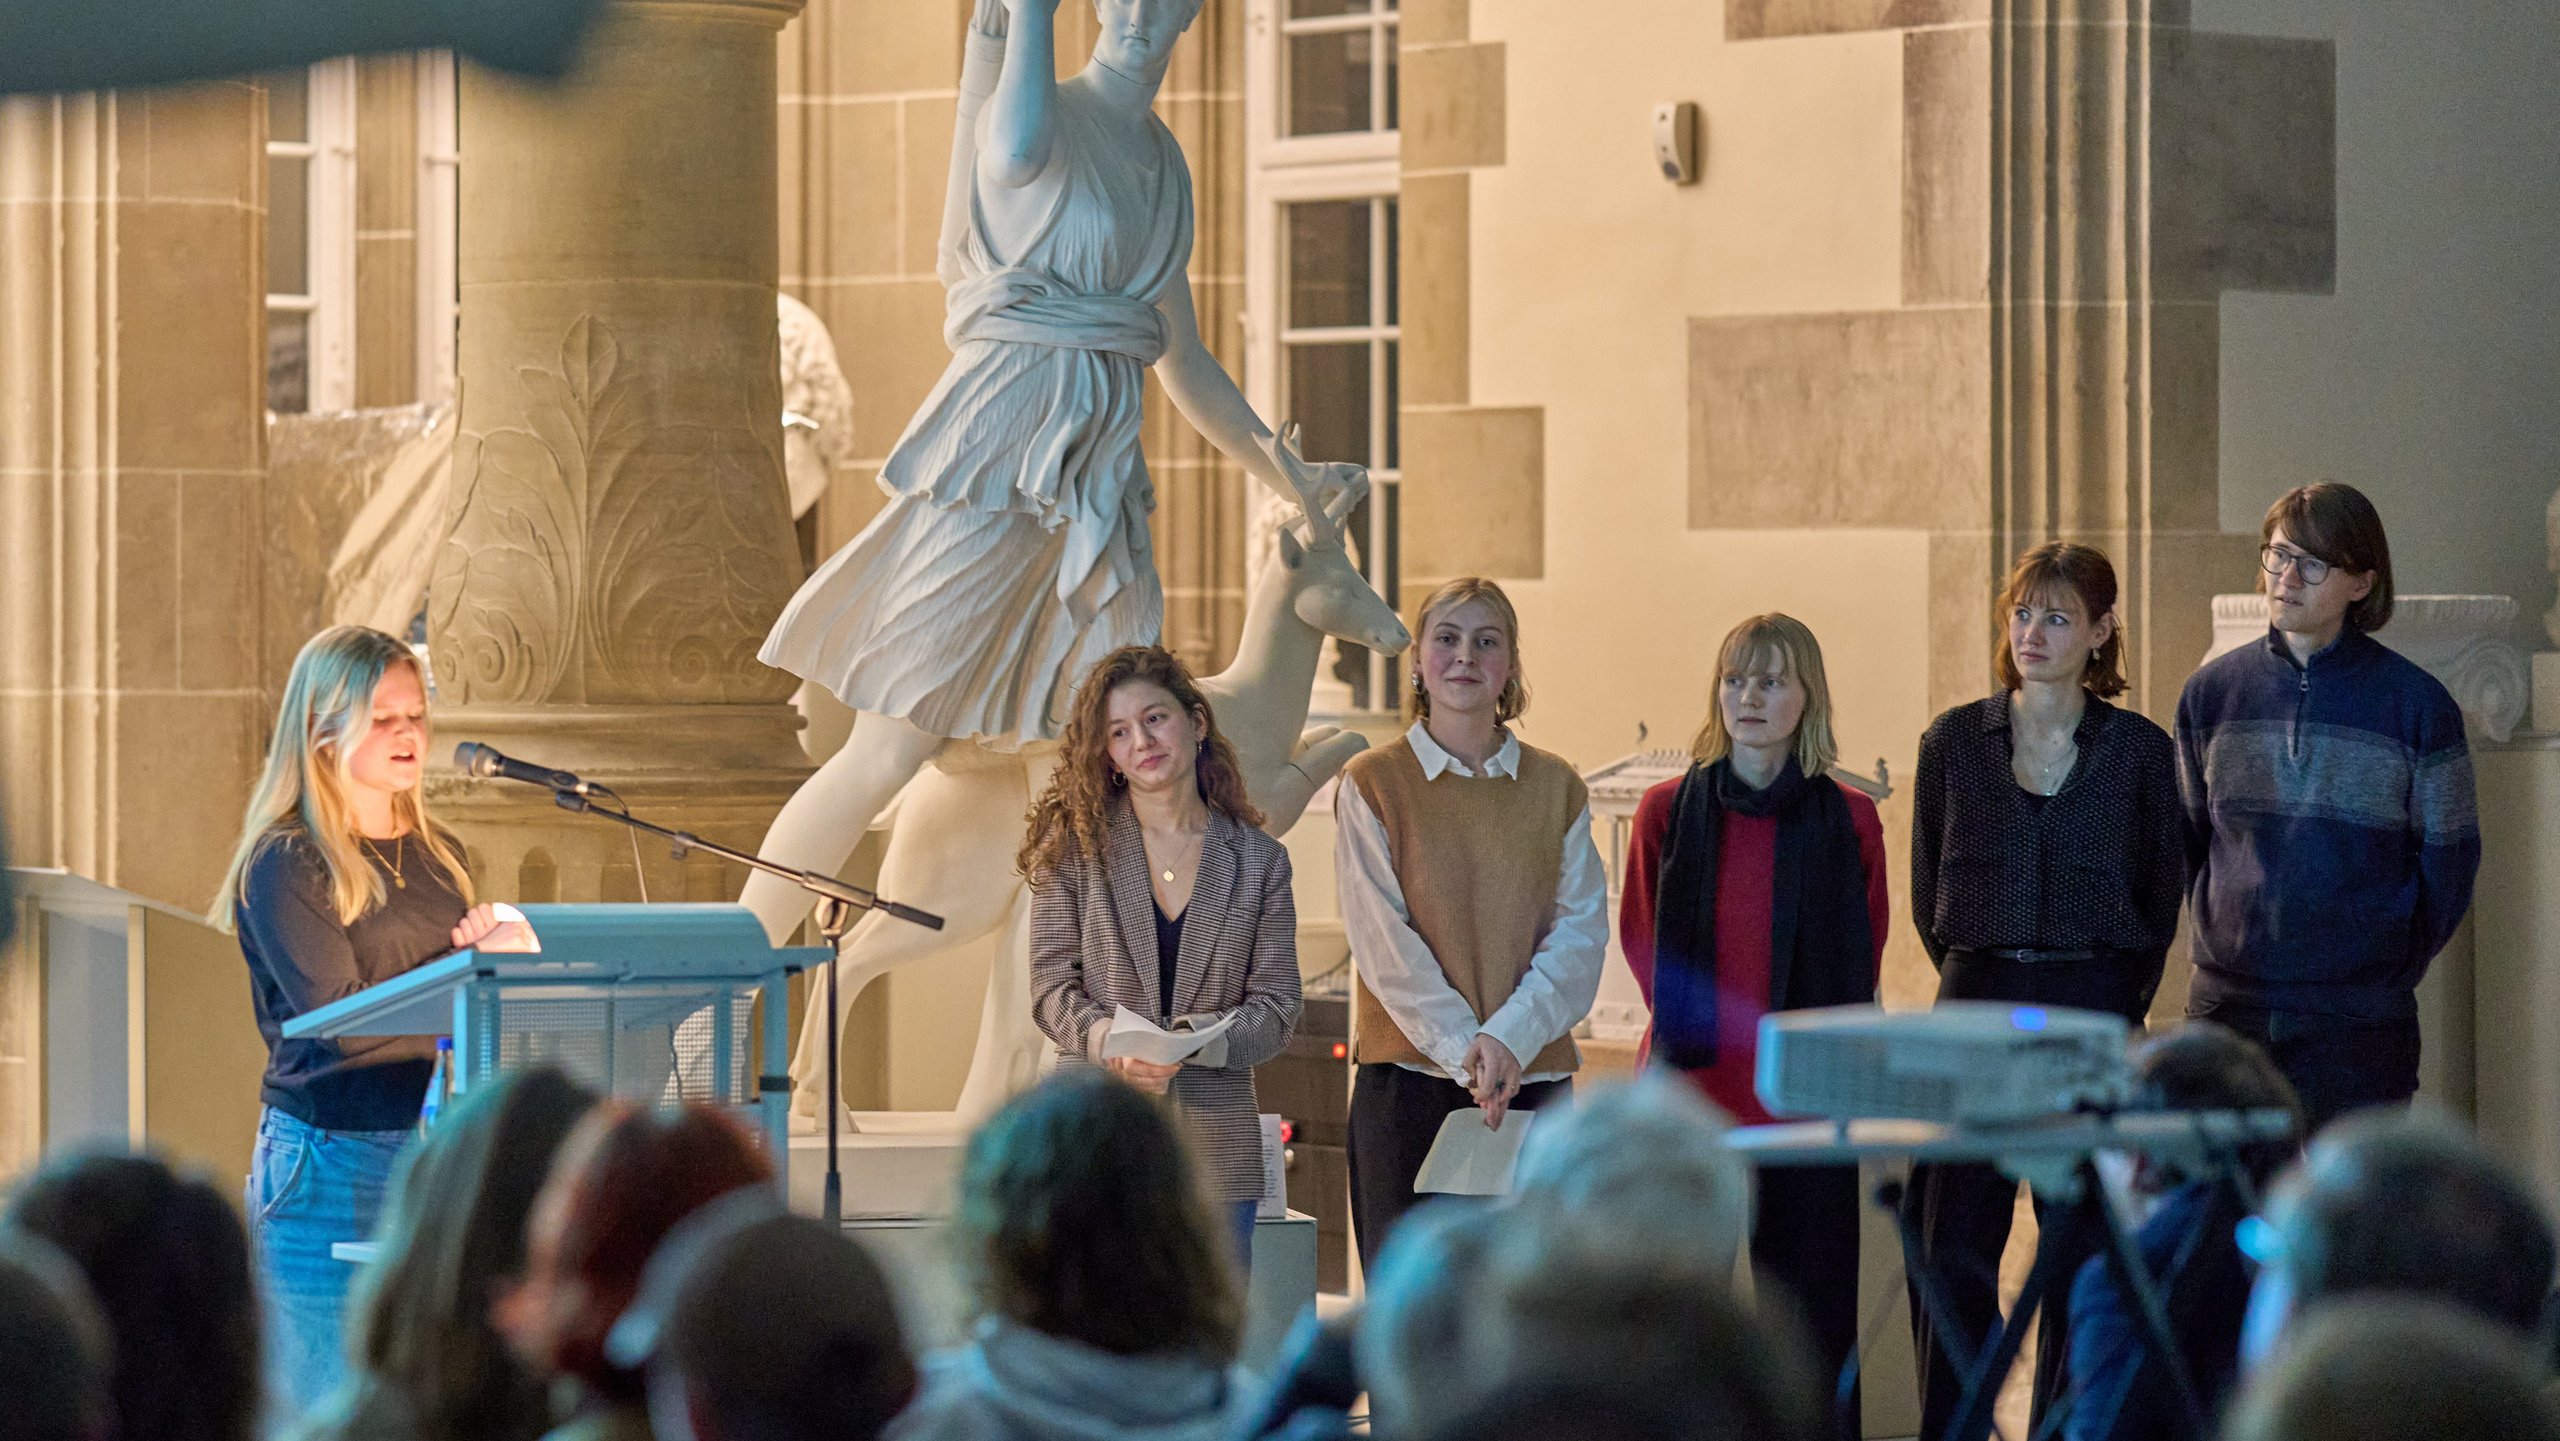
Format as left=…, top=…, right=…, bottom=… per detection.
left=1417, top=0, right=1938, bottom=1007
left=1, top=85, right=270, bottom=916
left=2198, top=0, right=2560, bottom=626
left=777, top=0, right=1251, bottom=672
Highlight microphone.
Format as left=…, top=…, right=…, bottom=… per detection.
left=453, top=742, right=605, bottom=797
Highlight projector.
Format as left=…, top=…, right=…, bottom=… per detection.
left=1754, top=1003, right=2131, bottom=1126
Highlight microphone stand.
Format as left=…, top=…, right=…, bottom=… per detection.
left=535, top=786, right=942, bottom=1224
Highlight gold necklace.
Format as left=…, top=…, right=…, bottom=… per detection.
left=1145, top=829, right=1200, bottom=891
left=367, top=836, right=407, bottom=889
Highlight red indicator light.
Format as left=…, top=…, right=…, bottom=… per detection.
left=1330, top=1042, right=1348, bottom=1060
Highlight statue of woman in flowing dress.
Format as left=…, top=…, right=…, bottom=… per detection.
left=741, top=0, right=1364, bottom=941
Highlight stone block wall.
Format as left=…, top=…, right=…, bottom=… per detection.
left=1, top=84, right=270, bottom=916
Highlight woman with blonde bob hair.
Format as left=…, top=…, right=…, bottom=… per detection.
left=1902, top=542, right=2184, bottom=1441
left=1335, top=577, right=1605, bottom=1273
left=1619, top=613, right=1887, bottom=1437
left=1022, top=646, right=1302, bottom=1264
left=210, top=625, right=531, bottom=1422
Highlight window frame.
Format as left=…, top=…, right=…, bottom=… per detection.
left=1247, top=0, right=1403, bottom=714
left=264, top=56, right=358, bottom=415
left=416, top=49, right=460, bottom=409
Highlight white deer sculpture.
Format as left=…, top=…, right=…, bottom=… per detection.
left=785, top=519, right=1410, bottom=1127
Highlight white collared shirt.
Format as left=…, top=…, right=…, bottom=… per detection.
left=1333, top=722, right=1608, bottom=1084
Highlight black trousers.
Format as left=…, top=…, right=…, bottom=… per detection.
left=1347, top=1063, right=1572, bottom=1277
left=2187, top=998, right=2420, bottom=1136
left=1752, top=1162, right=1864, bottom=1441
left=1905, top=950, right=2155, bottom=1441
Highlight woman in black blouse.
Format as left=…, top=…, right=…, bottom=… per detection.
left=1903, top=542, right=2185, bottom=1441
left=208, top=626, right=533, bottom=1423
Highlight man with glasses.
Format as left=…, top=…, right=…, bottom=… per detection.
left=2171, top=482, right=2480, bottom=1132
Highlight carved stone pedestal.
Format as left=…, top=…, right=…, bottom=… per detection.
left=2208, top=593, right=2528, bottom=742
left=426, top=0, right=811, bottom=894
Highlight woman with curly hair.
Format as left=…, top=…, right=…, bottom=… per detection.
left=1022, top=645, right=1302, bottom=1265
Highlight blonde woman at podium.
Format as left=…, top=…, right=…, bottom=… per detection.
left=208, top=625, right=533, bottom=1423
left=1022, top=646, right=1303, bottom=1269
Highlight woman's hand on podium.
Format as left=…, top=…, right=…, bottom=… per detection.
left=451, top=902, right=540, bottom=955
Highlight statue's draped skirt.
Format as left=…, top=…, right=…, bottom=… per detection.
left=761, top=87, right=1194, bottom=749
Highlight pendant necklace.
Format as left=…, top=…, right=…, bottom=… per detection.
left=368, top=836, right=407, bottom=889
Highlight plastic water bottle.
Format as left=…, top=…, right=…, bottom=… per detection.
left=420, top=1036, right=453, bottom=1132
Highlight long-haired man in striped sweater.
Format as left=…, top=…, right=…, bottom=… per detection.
left=2175, top=483, right=2480, bottom=1133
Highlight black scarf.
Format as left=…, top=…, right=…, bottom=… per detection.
left=1650, top=758, right=1874, bottom=1070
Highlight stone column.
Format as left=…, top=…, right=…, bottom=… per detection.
left=0, top=84, right=268, bottom=913
left=427, top=0, right=814, bottom=903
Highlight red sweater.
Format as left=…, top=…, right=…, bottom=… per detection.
left=1619, top=775, right=1889, bottom=1125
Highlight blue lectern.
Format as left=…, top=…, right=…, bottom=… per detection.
left=283, top=903, right=825, bottom=1161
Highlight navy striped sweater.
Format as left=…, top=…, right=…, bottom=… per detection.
left=2174, top=627, right=2480, bottom=1020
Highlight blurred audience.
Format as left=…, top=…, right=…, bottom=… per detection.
left=893, top=1070, right=1243, bottom=1441
left=0, top=1232, right=112, bottom=1441
left=2221, top=1300, right=2560, bottom=1441
left=496, top=1101, right=774, bottom=1441
left=2063, top=1022, right=2301, bottom=1441
left=1353, top=1201, right=1504, bottom=1439
left=293, top=1068, right=600, bottom=1441
left=2238, top=1107, right=2555, bottom=1366
left=607, top=1193, right=916, bottom=1441
left=1506, top=1072, right=1751, bottom=1277
left=1346, top=1190, right=1822, bottom=1440
left=5, top=1150, right=261, bottom=1441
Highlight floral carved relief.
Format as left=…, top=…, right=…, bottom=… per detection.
left=428, top=315, right=802, bottom=706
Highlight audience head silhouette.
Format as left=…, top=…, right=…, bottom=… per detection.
left=2223, top=1300, right=2560, bottom=1441
left=1358, top=1195, right=1821, bottom=1441
left=495, top=1101, right=773, bottom=1410
left=894, top=1071, right=1242, bottom=1441
left=1508, top=1074, right=1751, bottom=1275
left=0, top=1233, right=112, bottom=1441
left=608, top=1193, right=916, bottom=1441
left=951, top=1068, right=1240, bottom=1360
left=2241, top=1108, right=2556, bottom=1366
left=296, top=1067, right=599, bottom=1441
left=4, top=1150, right=259, bottom=1441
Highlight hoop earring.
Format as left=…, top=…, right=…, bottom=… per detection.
left=1109, top=769, right=1126, bottom=788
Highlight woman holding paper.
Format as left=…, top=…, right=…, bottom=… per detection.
left=1335, top=578, right=1607, bottom=1275
left=1023, top=645, right=1303, bottom=1264
left=1618, top=613, right=1888, bottom=1439
left=207, top=625, right=535, bottom=1421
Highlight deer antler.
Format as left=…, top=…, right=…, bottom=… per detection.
left=1259, top=422, right=1358, bottom=551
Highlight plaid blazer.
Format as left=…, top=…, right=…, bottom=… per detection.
left=1029, top=799, right=1302, bottom=1202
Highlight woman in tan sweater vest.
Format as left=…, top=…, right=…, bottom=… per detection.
left=1334, top=578, right=1607, bottom=1274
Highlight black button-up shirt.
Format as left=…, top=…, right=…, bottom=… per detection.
left=1910, top=692, right=2186, bottom=967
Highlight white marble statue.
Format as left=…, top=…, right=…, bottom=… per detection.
left=742, top=0, right=1364, bottom=944
left=785, top=518, right=1409, bottom=1125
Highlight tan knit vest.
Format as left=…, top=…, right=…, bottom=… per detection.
left=1347, top=736, right=1587, bottom=1074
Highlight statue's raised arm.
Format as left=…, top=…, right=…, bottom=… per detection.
left=741, top=0, right=1368, bottom=948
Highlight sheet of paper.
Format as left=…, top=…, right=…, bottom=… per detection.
left=1101, top=1005, right=1237, bottom=1066
left=1414, top=1107, right=1535, bottom=1196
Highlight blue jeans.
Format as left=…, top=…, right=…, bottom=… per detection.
left=1228, top=1199, right=1261, bottom=1277
left=246, top=1107, right=410, bottom=1428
